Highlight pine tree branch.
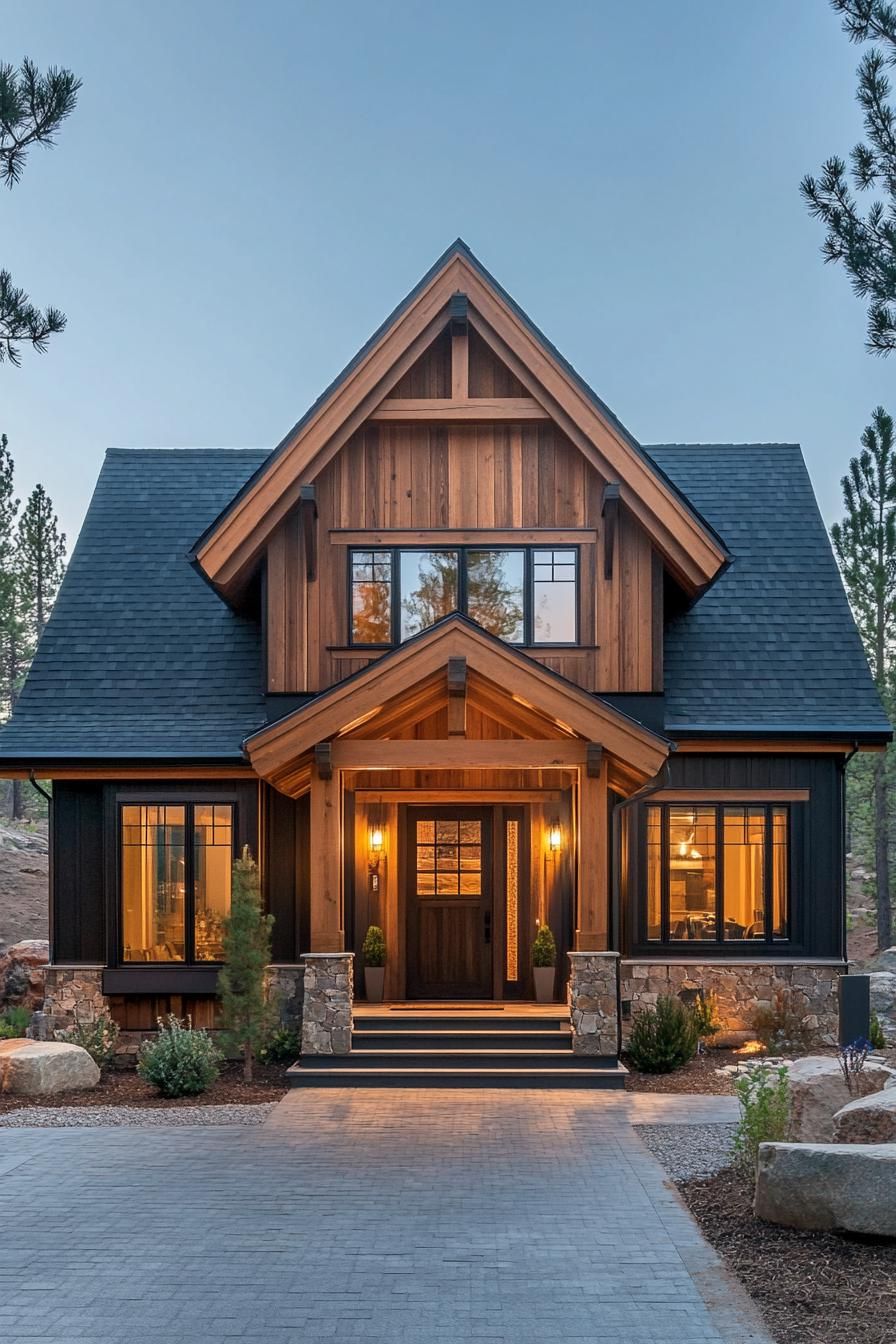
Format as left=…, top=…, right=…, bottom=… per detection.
left=0, top=58, right=80, bottom=188
left=0, top=268, right=66, bottom=365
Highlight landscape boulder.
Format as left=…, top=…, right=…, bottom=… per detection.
left=871, top=946, right=896, bottom=975
left=755, top=1141, right=896, bottom=1236
left=0, top=939, right=48, bottom=1012
left=869, top=971, right=896, bottom=1043
left=786, top=1055, right=894, bottom=1142
left=0, top=1039, right=99, bottom=1095
left=833, top=1088, right=896, bottom=1143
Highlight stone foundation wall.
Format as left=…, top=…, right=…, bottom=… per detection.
left=39, top=966, right=109, bottom=1034
left=620, top=960, right=842, bottom=1046
left=568, top=952, right=619, bottom=1056
left=300, top=953, right=353, bottom=1056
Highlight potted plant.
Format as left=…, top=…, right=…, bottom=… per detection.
left=362, top=925, right=386, bottom=1003
left=532, top=924, right=557, bottom=1003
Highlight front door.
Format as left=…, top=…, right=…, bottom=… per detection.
left=406, top=806, right=493, bottom=999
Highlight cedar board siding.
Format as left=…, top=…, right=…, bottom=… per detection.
left=266, top=334, right=660, bottom=696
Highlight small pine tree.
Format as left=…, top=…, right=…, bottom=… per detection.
left=17, top=483, right=66, bottom=640
left=831, top=407, right=896, bottom=948
left=217, top=847, right=274, bottom=1082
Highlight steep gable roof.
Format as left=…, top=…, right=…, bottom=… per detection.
left=193, top=241, right=729, bottom=599
left=649, top=443, right=891, bottom=737
left=0, top=448, right=269, bottom=760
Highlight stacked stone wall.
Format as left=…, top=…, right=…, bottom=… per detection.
left=620, top=961, right=841, bottom=1046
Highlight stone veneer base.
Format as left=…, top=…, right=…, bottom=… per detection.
left=620, top=960, right=843, bottom=1045
left=568, top=952, right=619, bottom=1056
left=300, top=953, right=354, bottom=1056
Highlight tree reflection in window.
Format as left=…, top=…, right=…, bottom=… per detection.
left=400, top=551, right=459, bottom=639
left=467, top=550, right=524, bottom=642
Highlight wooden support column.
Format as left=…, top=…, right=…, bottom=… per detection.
left=576, top=752, right=608, bottom=951
left=309, top=753, right=344, bottom=951
left=450, top=292, right=468, bottom=400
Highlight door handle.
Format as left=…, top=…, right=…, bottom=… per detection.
left=483, top=911, right=492, bottom=944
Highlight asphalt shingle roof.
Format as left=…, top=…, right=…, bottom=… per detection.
left=0, top=441, right=887, bottom=761
left=648, top=443, right=890, bottom=736
left=0, top=449, right=269, bottom=759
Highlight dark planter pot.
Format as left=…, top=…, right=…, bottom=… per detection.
left=532, top=965, right=556, bottom=1004
left=365, top=966, right=385, bottom=1003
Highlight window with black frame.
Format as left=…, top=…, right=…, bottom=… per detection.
left=643, top=802, right=789, bottom=946
left=121, top=803, right=234, bottom=963
left=349, top=546, right=577, bottom=647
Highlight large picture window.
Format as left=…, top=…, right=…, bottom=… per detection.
left=121, top=803, right=234, bottom=963
left=349, top=546, right=577, bottom=647
left=642, top=802, right=789, bottom=946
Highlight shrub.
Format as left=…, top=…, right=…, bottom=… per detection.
left=691, top=990, right=721, bottom=1046
left=62, top=1014, right=119, bottom=1068
left=532, top=924, right=556, bottom=967
left=0, top=1005, right=31, bottom=1039
left=218, top=847, right=274, bottom=1083
left=362, top=925, right=386, bottom=967
left=751, top=988, right=817, bottom=1053
left=258, top=1025, right=301, bottom=1064
left=732, top=1062, right=790, bottom=1177
left=870, top=1010, right=887, bottom=1050
left=137, top=1015, right=222, bottom=1097
left=627, top=995, right=699, bottom=1073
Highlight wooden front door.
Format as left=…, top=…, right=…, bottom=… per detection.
left=405, top=806, right=493, bottom=999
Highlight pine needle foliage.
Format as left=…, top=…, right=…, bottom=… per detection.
left=627, top=995, right=699, bottom=1074
left=0, top=58, right=80, bottom=365
left=802, top=1, right=896, bottom=353
left=532, top=924, right=557, bottom=967
left=217, top=847, right=274, bottom=1082
left=831, top=406, right=896, bottom=946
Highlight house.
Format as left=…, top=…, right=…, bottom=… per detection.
left=0, top=241, right=889, bottom=1084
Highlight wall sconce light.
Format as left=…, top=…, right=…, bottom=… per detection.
left=547, top=820, right=563, bottom=854
left=368, top=826, right=385, bottom=892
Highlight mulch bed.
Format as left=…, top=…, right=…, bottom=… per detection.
left=0, top=1059, right=289, bottom=1114
left=623, top=1047, right=739, bottom=1094
left=679, top=1167, right=896, bottom=1344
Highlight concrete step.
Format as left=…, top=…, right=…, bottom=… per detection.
left=352, top=1029, right=571, bottom=1051
left=355, top=1013, right=568, bottom=1033
left=287, top=1063, right=628, bottom=1090
left=307, top=1049, right=615, bottom=1070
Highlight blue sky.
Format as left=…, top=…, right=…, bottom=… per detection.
left=0, top=0, right=889, bottom=547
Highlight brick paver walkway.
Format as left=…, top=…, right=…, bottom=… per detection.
left=0, top=1090, right=771, bottom=1344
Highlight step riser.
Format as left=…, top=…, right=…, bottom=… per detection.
left=355, top=1019, right=568, bottom=1033
left=353, top=1033, right=570, bottom=1050
left=310, top=1052, right=616, bottom=1071
left=289, top=1072, right=626, bottom=1090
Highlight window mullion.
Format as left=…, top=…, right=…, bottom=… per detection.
left=184, top=804, right=195, bottom=965
left=764, top=804, right=773, bottom=946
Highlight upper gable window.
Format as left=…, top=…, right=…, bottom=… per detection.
left=349, top=547, right=577, bottom=647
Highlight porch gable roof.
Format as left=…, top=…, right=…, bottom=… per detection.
left=244, top=614, right=673, bottom=796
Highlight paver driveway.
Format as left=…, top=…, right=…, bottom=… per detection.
left=0, top=1090, right=771, bottom=1344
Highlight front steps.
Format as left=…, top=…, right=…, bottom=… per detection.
left=287, top=1010, right=627, bottom=1089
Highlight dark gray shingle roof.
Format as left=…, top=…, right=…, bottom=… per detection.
left=0, top=449, right=269, bottom=759
left=0, top=441, right=887, bottom=761
left=647, top=443, right=890, bottom=736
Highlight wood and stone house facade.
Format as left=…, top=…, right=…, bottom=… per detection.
left=0, top=242, right=889, bottom=1079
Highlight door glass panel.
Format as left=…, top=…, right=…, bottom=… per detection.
left=467, top=550, right=525, bottom=642
left=193, top=804, right=233, bottom=961
left=646, top=805, right=661, bottom=940
left=505, top=819, right=519, bottom=981
left=122, top=805, right=186, bottom=962
left=400, top=551, right=459, bottom=639
left=415, top=816, right=482, bottom=897
left=668, top=806, right=716, bottom=940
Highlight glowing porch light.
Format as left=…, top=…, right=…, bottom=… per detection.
left=548, top=821, right=563, bottom=853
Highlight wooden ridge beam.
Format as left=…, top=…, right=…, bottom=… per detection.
left=368, top=397, right=549, bottom=422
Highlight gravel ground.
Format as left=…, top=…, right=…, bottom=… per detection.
left=636, top=1121, right=737, bottom=1180
left=0, top=1101, right=278, bottom=1128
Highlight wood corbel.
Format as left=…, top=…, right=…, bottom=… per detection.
left=313, top=742, right=333, bottom=780
left=450, top=293, right=469, bottom=400
left=300, top=484, right=318, bottom=582
left=447, top=655, right=467, bottom=737
left=586, top=743, right=603, bottom=778
left=602, top=483, right=620, bottom=580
